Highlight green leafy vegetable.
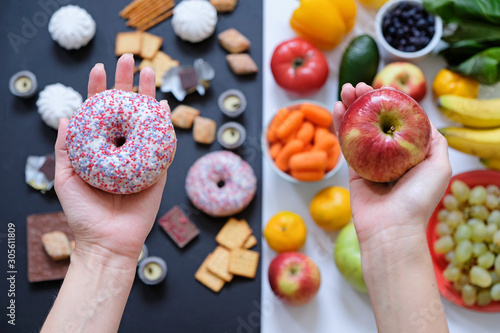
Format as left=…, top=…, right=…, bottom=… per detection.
left=423, top=0, right=500, bottom=24
left=442, top=21, right=500, bottom=44
left=439, top=40, right=500, bottom=66
left=452, top=47, right=500, bottom=85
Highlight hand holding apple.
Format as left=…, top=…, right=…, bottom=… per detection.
left=268, top=252, right=320, bottom=306
left=373, top=62, right=427, bottom=102
left=338, top=88, right=431, bottom=183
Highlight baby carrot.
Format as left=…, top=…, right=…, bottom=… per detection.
left=312, top=128, right=338, bottom=152
left=326, top=143, right=341, bottom=171
left=300, top=103, right=333, bottom=127
left=276, top=110, right=304, bottom=141
left=296, top=121, right=315, bottom=145
left=269, top=142, right=283, bottom=160
left=289, top=151, right=328, bottom=171
left=275, top=139, right=304, bottom=172
left=267, top=108, right=290, bottom=143
left=290, top=169, right=325, bottom=182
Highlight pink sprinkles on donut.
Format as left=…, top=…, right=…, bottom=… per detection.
left=185, top=151, right=257, bottom=217
left=66, top=89, right=177, bottom=194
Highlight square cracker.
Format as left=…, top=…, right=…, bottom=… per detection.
left=170, top=105, right=200, bottom=129
left=115, top=31, right=142, bottom=56
left=140, top=51, right=179, bottom=87
left=195, top=253, right=225, bottom=292
left=193, top=117, right=216, bottom=144
left=215, top=218, right=252, bottom=249
left=218, top=28, right=250, bottom=53
left=229, top=248, right=259, bottom=278
left=207, top=246, right=233, bottom=282
left=243, top=235, right=257, bottom=249
left=41, top=231, right=72, bottom=261
left=140, top=32, right=163, bottom=59
left=226, top=54, right=258, bottom=75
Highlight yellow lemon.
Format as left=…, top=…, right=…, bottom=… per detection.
left=310, top=186, right=352, bottom=231
left=264, top=211, right=307, bottom=252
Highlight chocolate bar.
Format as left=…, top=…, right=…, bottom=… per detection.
left=179, top=68, right=198, bottom=91
left=27, top=212, right=74, bottom=282
left=158, top=206, right=200, bottom=248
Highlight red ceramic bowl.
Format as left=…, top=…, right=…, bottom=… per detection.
left=427, top=170, right=500, bottom=312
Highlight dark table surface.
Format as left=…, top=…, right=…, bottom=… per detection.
left=0, top=0, right=263, bottom=332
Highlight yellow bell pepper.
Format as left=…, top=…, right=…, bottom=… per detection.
left=432, top=68, right=480, bottom=99
left=290, top=0, right=356, bottom=50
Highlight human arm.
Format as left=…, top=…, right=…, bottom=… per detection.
left=41, top=54, right=170, bottom=332
left=334, top=83, right=451, bottom=333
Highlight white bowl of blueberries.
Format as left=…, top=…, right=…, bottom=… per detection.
left=375, top=0, right=443, bottom=61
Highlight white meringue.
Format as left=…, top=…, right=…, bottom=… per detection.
left=36, top=83, right=83, bottom=129
left=48, top=5, right=96, bottom=50
left=172, top=0, right=218, bottom=43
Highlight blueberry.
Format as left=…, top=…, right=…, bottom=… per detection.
left=388, top=26, right=396, bottom=35
left=405, top=45, right=417, bottom=52
left=400, top=38, right=407, bottom=46
left=427, top=15, right=435, bottom=24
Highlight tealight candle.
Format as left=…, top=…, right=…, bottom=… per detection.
left=218, top=89, right=247, bottom=118
left=217, top=122, right=246, bottom=149
left=137, top=243, right=148, bottom=266
left=9, top=70, right=37, bottom=98
left=138, top=256, right=167, bottom=285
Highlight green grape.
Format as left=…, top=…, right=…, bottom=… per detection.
left=454, top=224, right=472, bottom=242
left=445, top=251, right=455, bottom=263
left=443, top=265, right=461, bottom=282
left=495, top=255, right=500, bottom=276
left=487, top=210, right=500, bottom=226
left=489, top=243, right=500, bottom=254
left=492, top=230, right=500, bottom=247
left=486, top=184, right=500, bottom=196
left=470, top=266, right=493, bottom=288
left=467, top=218, right=483, bottom=227
left=451, top=180, right=471, bottom=203
left=477, top=289, right=492, bottom=306
left=469, top=186, right=487, bottom=205
left=436, top=222, right=451, bottom=236
left=462, top=284, right=477, bottom=306
left=443, top=194, right=459, bottom=211
left=437, top=209, right=449, bottom=222
left=486, top=194, right=499, bottom=210
left=471, top=222, right=487, bottom=242
left=456, top=240, right=473, bottom=263
left=447, top=211, right=464, bottom=228
left=470, top=205, right=489, bottom=221
left=491, top=283, right=500, bottom=301
left=434, top=236, right=454, bottom=254
left=454, top=275, right=468, bottom=291
left=478, top=252, right=495, bottom=269
left=485, top=224, right=498, bottom=242
left=491, top=272, right=500, bottom=284
left=473, top=242, right=488, bottom=257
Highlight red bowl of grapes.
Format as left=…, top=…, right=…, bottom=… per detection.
left=427, top=170, right=500, bottom=312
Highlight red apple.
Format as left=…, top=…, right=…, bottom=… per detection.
left=338, top=88, right=431, bottom=183
left=372, top=62, right=427, bottom=102
left=268, top=252, right=320, bottom=306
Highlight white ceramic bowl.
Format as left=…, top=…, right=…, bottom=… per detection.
left=375, top=0, right=443, bottom=61
left=262, top=100, right=345, bottom=184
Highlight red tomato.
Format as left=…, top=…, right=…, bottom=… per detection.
left=270, top=37, right=329, bottom=96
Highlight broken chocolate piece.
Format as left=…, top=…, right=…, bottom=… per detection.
left=39, top=154, right=55, bottom=181
left=179, top=68, right=198, bottom=91
left=158, top=206, right=200, bottom=248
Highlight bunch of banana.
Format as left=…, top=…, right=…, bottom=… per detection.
left=437, top=95, right=500, bottom=169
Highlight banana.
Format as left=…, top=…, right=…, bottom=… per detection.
left=439, top=127, right=500, bottom=159
left=480, top=158, right=500, bottom=170
left=438, top=95, right=500, bottom=128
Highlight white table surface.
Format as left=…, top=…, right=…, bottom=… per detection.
left=260, top=1, right=500, bottom=332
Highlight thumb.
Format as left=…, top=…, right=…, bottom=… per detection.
left=55, top=118, right=73, bottom=179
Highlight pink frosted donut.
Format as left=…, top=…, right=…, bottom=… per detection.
left=185, top=151, right=257, bottom=217
left=66, top=89, right=176, bottom=194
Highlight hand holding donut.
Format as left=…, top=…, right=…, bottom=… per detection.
left=55, top=54, right=170, bottom=265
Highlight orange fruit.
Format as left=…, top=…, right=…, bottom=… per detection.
left=264, top=211, right=307, bottom=252
left=310, top=186, right=351, bottom=231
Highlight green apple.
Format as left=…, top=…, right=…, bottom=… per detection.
left=334, top=223, right=367, bottom=293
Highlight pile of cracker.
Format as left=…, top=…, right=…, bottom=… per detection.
left=195, top=218, right=259, bottom=292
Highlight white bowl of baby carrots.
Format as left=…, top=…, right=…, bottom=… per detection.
left=262, top=100, right=344, bottom=183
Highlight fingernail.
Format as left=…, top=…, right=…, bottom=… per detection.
left=334, top=101, right=343, bottom=109
left=94, top=63, right=104, bottom=68
left=124, top=53, right=134, bottom=58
